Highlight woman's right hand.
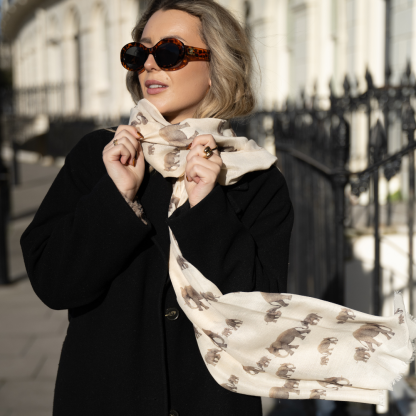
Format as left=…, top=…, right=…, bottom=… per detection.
left=102, top=125, right=145, bottom=201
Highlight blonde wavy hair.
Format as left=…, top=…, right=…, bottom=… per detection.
left=126, top=0, right=257, bottom=120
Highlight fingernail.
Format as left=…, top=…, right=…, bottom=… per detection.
left=132, top=158, right=136, bottom=167
left=186, top=175, right=191, bottom=182
left=186, top=141, right=193, bottom=150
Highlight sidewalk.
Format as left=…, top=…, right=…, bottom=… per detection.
left=0, top=158, right=67, bottom=416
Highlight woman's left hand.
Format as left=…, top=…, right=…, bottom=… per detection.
left=185, top=134, right=222, bottom=208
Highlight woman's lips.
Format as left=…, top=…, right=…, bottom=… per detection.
left=147, top=85, right=168, bottom=95
left=145, top=80, right=168, bottom=95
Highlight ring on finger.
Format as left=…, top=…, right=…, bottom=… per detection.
left=113, top=139, right=118, bottom=146
left=203, top=145, right=218, bottom=159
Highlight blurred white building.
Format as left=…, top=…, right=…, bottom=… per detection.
left=0, top=0, right=398, bottom=120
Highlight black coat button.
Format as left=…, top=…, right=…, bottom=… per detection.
left=169, top=410, right=179, bottom=416
left=165, top=307, right=179, bottom=320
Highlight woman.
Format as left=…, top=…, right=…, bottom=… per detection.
left=20, top=0, right=294, bottom=415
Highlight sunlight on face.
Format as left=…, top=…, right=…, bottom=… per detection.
left=138, top=9, right=211, bottom=124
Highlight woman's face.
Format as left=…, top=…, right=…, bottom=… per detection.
left=138, top=9, right=211, bottom=124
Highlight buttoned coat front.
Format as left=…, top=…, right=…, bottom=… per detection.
left=20, top=127, right=294, bottom=416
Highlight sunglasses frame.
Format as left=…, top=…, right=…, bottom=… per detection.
left=120, top=38, right=211, bottom=74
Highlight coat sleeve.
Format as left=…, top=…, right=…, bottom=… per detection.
left=20, top=132, right=152, bottom=310
left=165, top=166, right=294, bottom=295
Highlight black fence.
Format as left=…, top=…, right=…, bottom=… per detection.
left=232, top=67, right=416, bottom=325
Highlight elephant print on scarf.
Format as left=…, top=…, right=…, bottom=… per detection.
left=169, top=196, right=180, bottom=212
left=202, top=328, right=227, bottom=350
left=266, top=327, right=311, bottom=358
left=269, top=380, right=300, bottom=399
left=318, top=377, right=352, bottom=390
left=276, top=363, right=296, bottom=379
left=222, top=328, right=233, bottom=337
left=336, top=308, right=356, bottom=324
left=135, top=112, right=148, bottom=125
left=193, top=325, right=202, bottom=339
left=148, top=144, right=155, bottom=155
left=318, top=337, right=338, bottom=365
left=181, top=285, right=209, bottom=311
left=395, top=308, right=404, bottom=324
left=217, top=120, right=228, bottom=135
left=242, top=356, right=271, bottom=375
left=301, top=313, right=322, bottom=328
left=353, top=323, right=395, bottom=352
left=164, top=148, right=180, bottom=171
left=159, top=123, right=192, bottom=146
left=354, top=347, right=371, bottom=363
left=310, top=389, right=326, bottom=399
left=205, top=348, right=222, bottom=366
left=261, top=293, right=292, bottom=307
left=176, top=255, right=188, bottom=270
left=264, top=307, right=282, bottom=324
left=225, top=319, right=243, bottom=331
left=242, top=364, right=265, bottom=375
left=218, top=145, right=237, bottom=152
left=221, top=375, right=239, bottom=392
left=200, top=291, right=220, bottom=303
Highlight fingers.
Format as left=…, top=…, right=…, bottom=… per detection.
left=104, top=127, right=142, bottom=166
left=186, top=154, right=222, bottom=181
left=186, top=163, right=219, bottom=184
left=187, top=134, right=220, bottom=157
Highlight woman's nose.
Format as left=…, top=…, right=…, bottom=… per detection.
left=144, top=53, right=160, bottom=72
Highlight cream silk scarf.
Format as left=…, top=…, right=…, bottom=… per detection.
left=128, top=98, right=416, bottom=406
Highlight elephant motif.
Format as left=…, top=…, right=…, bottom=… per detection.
left=226, top=319, right=243, bottom=331
left=395, top=308, right=404, bottom=324
left=354, top=347, right=371, bottom=363
left=148, top=144, right=155, bottom=155
left=181, top=285, right=209, bottom=311
left=276, top=363, right=296, bottom=379
left=336, top=308, right=356, bottom=324
left=169, top=196, right=180, bottom=212
left=318, top=337, right=338, bottom=365
left=159, top=123, right=191, bottom=146
left=266, top=327, right=310, bottom=357
left=135, top=112, right=148, bottom=125
left=301, top=313, right=322, bottom=328
left=353, top=323, right=395, bottom=352
left=222, top=328, right=233, bottom=337
left=242, top=364, right=265, bottom=375
left=310, top=389, right=326, bottom=399
left=218, top=145, right=237, bottom=152
left=202, top=328, right=227, bottom=350
left=269, top=380, right=300, bottom=399
left=164, top=148, right=180, bottom=171
left=205, top=348, right=222, bottom=366
left=200, top=291, right=220, bottom=303
left=257, top=356, right=271, bottom=369
left=264, top=307, right=282, bottom=324
left=260, top=293, right=292, bottom=307
left=193, top=325, right=202, bottom=339
left=318, top=377, right=352, bottom=390
left=176, top=255, right=188, bottom=270
left=217, top=120, right=228, bottom=135
left=220, top=375, right=239, bottom=392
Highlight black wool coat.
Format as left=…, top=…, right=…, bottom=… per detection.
left=20, top=127, right=294, bottom=416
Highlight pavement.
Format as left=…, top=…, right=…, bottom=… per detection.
left=0, top=152, right=381, bottom=416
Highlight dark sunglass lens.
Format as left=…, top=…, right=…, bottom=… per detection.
left=123, top=46, right=148, bottom=70
left=155, top=43, right=181, bottom=67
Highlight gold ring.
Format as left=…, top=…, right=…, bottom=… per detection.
left=203, top=145, right=218, bottom=159
left=113, top=139, right=118, bottom=146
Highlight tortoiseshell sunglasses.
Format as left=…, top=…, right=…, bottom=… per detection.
left=120, top=38, right=211, bottom=74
